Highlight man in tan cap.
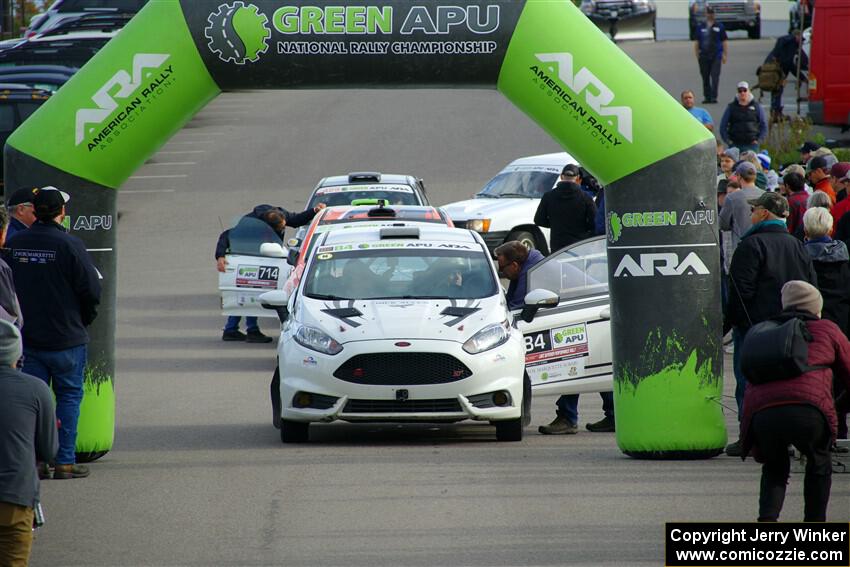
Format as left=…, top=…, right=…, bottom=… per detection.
left=724, top=192, right=818, bottom=456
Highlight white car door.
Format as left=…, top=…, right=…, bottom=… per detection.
left=219, top=217, right=291, bottom=318
left=515, top=237, right=613, bottom=396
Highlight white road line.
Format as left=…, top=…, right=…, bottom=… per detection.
left=128, top=174, right=188, bottom=179
left=87, top=248, right=114, bottom=252
left=121, top=189, right=177, bottom=194
left=607, top=243, right=717, bottom=249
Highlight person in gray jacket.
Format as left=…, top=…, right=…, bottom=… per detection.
left=719, top=161, right=765, bottom=255
left=0, top=320, right=58, bottom=566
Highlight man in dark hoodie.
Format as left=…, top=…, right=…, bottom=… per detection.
left=534, top=164, right=597, bottom=255
left=215, top=203, right=325, bottom=343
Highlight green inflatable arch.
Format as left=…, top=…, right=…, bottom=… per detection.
left=4, top=0, right=724, bottom=459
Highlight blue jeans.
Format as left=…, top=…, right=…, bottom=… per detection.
left=224, top=316, right=259, bottom=332
left=556, top=392, right=614, bottom=426
left=23, top=345, right=87, bottom=465
left=732, top=327, right=747, bottom=419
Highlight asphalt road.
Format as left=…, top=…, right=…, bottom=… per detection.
left=30, top=39, right=849, bottom=567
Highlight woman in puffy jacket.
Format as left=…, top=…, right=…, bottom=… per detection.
left=740, top=280, right=850, bottom=522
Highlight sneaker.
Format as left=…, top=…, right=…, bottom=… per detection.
left=53, top=464, right=90, bottom=479
left=586, top=416, right=615, bottom=432
left=245, top=329, right=273, bottom=343
left=538, top=416, right=578, bottom=435
left=725, top=440, right=743, bottom=457
left=37, top=462, right=52, bottom=480
left=222, top=329, right=246, bottom=341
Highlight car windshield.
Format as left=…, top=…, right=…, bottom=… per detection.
left=228, top=217, right=282, bottom=256
left=477, top=170, right=559, bottom=199
left=303, top=246, right=498, bottom=300
left=308, top=186, right=420, bottom=208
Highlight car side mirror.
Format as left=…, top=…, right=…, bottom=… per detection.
left=519, top=289, right=560, bottom=323
left=286, top=247, right=299, bottom=267
left=259, top=289, right=290, bottom=322
left=260, top=242, right=286, bottom=258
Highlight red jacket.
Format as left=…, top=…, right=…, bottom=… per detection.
left=740, top=316, right=850, bottom=461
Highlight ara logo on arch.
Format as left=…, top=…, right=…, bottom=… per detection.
left=614, top=252, right=710, bottom=278
left=534, top=52, right=633, bottom=143
left=74, top=53, right=172, bottom=147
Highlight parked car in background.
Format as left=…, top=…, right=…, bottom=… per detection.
left=26, top=0, right=147, bottom=38
left=441, top=152, right=579, bottom=256
left=0, top=30, right=118, bottom=68
left=0, top=65, right=76, bottom=93
left=579, top=0, right=656, bottom=40
left=689, top=0, right=761, bottom=39
left=305, top=171, right=430, bottom=211
left=0, top=84, right=51, bottom=191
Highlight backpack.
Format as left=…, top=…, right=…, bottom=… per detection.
left=755, top=59, right=785, bottom=94
left=740, top=312, right=827, bottom=385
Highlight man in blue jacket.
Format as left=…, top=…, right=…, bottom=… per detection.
left=694, top=6, right=728, bottom=104
left=6, top=186, right=101, bottom=479
left=494, top=241, right=544, bottom=310
left=215, top=203, right=325, bottom=342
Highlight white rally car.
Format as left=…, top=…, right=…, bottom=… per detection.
left=261, top=224, right=539, bottom=443
left=218, top=215, right=291, bottom=318
left=441, top=152, right=577, bottom=255
left=261, top=223, right=615, bottom=443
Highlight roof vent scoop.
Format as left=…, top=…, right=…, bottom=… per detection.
left=379, top=227, right=419, bottom=240
left=348, top=172, right=381, bottom=183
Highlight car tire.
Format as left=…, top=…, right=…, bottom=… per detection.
left=652, top=16, right=657, bottom=41
left=521, top=372, right=532, bottom=428
left=495, top=418, right=523, bottom=442
left=506, top=230, right=538, bottom=251
left=280, top=419, right=309, bottom=443
left=271, top=367, right=281, bottom=429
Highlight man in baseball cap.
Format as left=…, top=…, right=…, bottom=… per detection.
left=3, top=188, right=38, bottom=240
left=798, top=141, right=820, bottom=164
left=806, top=156, right=836, bottom=203
left=31, top=186, right=70, bottom=219
left=747, top=191, right=790, bottom=219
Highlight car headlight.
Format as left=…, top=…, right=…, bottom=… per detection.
left=294, top=326, right=343, bottom=355
left=467, top=218, right=491, bottom=233
left=463, top=320, right=511, bottom=354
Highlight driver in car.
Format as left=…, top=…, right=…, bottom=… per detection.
left=215, top=203, right=325, bottom=343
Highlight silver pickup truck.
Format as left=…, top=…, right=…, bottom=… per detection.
left=689, top=0, right=761, bottom=39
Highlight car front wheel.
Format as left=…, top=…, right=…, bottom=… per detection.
left=495, top=418, right=523, bottom=442
left=506, top=230, right=538, bottom=251
left=280, top=419, right=309, bottom=443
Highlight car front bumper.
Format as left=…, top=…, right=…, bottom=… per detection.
left=279, top=337, right=525, bottom=424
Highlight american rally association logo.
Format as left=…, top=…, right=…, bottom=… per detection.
left=205, top=2, right=270, bottom=64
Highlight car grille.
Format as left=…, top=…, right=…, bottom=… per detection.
left=343, top=398, right=463, bottom=413
left=707, top=2, right=745, bottom=16
left=596, top=2, right=636, bottom=16
left=333, top=353, right=473, bottom=385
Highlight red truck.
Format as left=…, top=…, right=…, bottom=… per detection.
left=807, top=0, right=850, bottom=130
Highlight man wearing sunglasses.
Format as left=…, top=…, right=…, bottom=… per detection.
left=719, top=81, right=768, bottom=152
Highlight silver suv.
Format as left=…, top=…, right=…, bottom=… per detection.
left=689, top=0, right=761, bottom=40
left=26, top=0, right=147, bottom=38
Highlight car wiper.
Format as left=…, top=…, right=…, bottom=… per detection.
left=474, top=193, right=499, bottom=198
left=496, top=192, right=531, bottom=198
left=306, top=293, right=351, bottom=300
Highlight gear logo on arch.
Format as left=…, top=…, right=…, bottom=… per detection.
left=205, top=2, right=270, bottom=65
